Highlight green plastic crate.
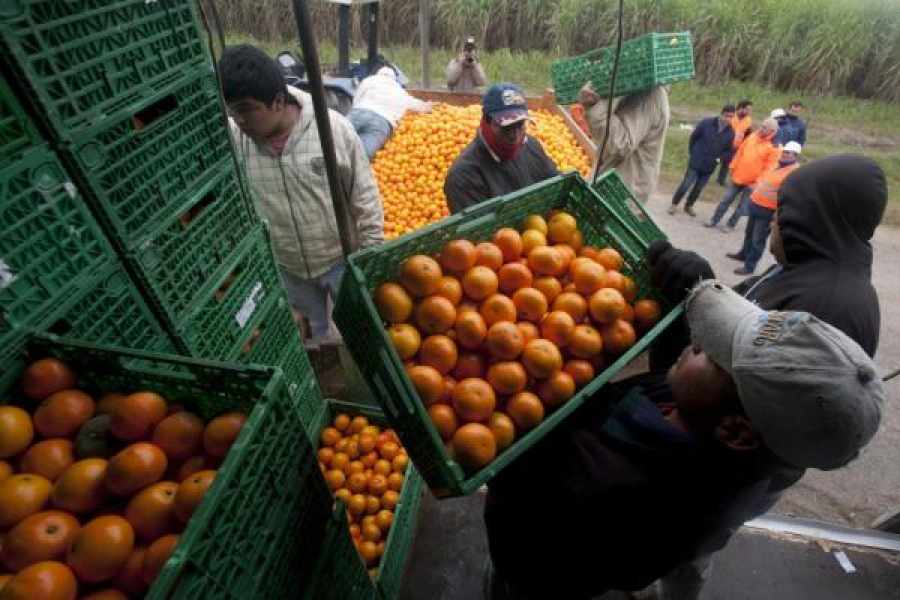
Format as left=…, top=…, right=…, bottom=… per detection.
left=552, top=32, right=694, bottom=105
left=1, top=144, right=115, bottom=333
left=0, top=73, right=40, bottom=162
left=333, top=171, right=684, bottom=497
left=126, top=164, right=259, bottom=325
left=3, top=335, right=332, bottom=600
left=0, top=0, right=207, bottom=140
left=302, top=400, right=424, bottom=600
left=592, top=168, right=665, bottom=242
left=59, top=71, right=237, bottom=249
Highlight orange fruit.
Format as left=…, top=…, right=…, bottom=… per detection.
left=488, top=412, right=516, bottom=451
left=66, top=515, right=134, bottom=583
left=124, top=481, right=178, bottom=542
left=532, top=276, right=562, bottom=304
left=520, top=229, right=547, bottom=256
left=439, top=240, right=477, bottom=273
left=527, top=246, right=564, bottom=276
left=388, top=323, right=421, bottom=360
left=105, top=443, right=167, bottom=496
left=564, top=359, right=596, bottom=388
left=381, top=490, right=400, bottom=511
left=568, top=324, right=604, bottom=358
left=2, top=510, right=80, bottom=572
left=0, top=407, right=34, bottom=459
left=112, top=547, right=147, bottom=597
left=516, top=322, right=540, bottom=346
left=537, top=371, right=576, bottom=409
left=435, top=276, right=463, bottom=306
left=0, top=561, right=77, bottom=600
left=428, top=405, right=458, bottom=442
left=399, top=255, right=443, bottom=298
left=633, top=299, right=662, bottom=331
left=601, top=269, right=626, bottom=293
left=82, top=590, right=127, bottom=600
left=474, top=242, right=504, bottom=271
left=173, top=470, right=216, bottom=522
left=601, top=320, right=637, bottom=355
left=540, top=311, right=576, bottom=347
left=453, top=349, right=487, bottom=381
left=620, top=302, right=635, bottom=323
left=454, top=310, right=487, bottom=350
left=479, top=293, right=517, bottom=326
left=451, top=424, right=497, bottom=471
left=317, top=447, right=334, bottom=466
left=333, top=414, right=351, bottom=432
left=391, top=454, right=409, bottom=474
left=347, top=472, right=368, bottom=494
left=0, top=460, right=11, bottom=482
left=461, top=266, right=499, bottom=301
left=569, top=230, right=584, bottom=252
left=512, top=287, right=548, bottom=323
left=347, top=493, right=366, bottom=517
left=505, top=392, right=545, bottom=431
left=324, top=470, right=345, bottom=491
left=361, top=521, right=381, bottom=543
left=553, top=244, right=576, bottom=271
left=589, top=288, right=627, bottom=324
left=440, top=376, right=456, bottom=405
left=579, top=246, right=603, bottom=262
left=141, top=534, right=178, bottom=585
left=521, top=339, right=563, bottom=379
left=51, top=459, right=107, bottom=514
left=407, top=365, right=445, bottom=406
left=457, top=300, right=479, bottom=314
left=33, top=390, right=94, bottom=439
left=20, top=359, right=77, bottom=402
left=203, top=412, right=246, bottom=457
left=375, top=509, right=394, bottom=532
left=373, top=282, right=414, bottom=324
left=0, top=474, right=52, bottom=528
left=571, top=258, right=606, bottom=296
left=493, top=228, right=523, bottom=262
left=547, top=212, right=577, bottom=244
left=95, top=393, right=124, bottom=417
left=419, top=335, right=458, bottom=375
left=451, top=378, right=496, bottom=423
left=522, top=214, right=548, bottom=234
left=368, top=474, right=388, bottom=497
left=152, top=412, right=204, bottom=461
left=110, top=392, right=167, bottom=442
left=620, top=275, right=638, bottom=302
left=486, top=361, right=528, bottom=395
left=552, top=292, right=588, bottom=322
left=320, top=427, right=341, bottom=447
left=349, top=416, right=369, bottom=434
left=485, top=322, right=525, bottom=360
left=595, top=247, right=624, bottom=271
left=497, top=262, right=533, bottom=294
left=415, top=295, right=457, bottom=334
left=358, top=540, right=379, bottom=567
left=19, top=440, right=74, bottom=482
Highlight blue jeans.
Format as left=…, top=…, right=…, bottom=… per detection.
left=709, top=180, right=750, bottom=227
left=738, top=202, right=775, bottom=272
left=671, top=167, right=712, bottom=207
left=280, top=262, right=345, bottom=341
left=348, top=108, right=392, bottom=160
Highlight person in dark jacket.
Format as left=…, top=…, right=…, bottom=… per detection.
left=773, top=101, right=807, bottom=146
left=716, top=99, right=753, bottom=186
left=444, top=83, right=558, bottom=214
left=485, top=281, right=884, bottom=600
left=668, top=105, right=736, bottom=216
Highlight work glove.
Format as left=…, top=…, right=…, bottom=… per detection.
left=646, top=240, right=715, bottom=303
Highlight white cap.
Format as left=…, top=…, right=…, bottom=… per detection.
left=771, top=108, right=787, bottom=118
left=783, top=141, right=802, bottom=154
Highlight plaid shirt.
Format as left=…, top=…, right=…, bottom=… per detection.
left=230, top=87, right=383, bottom=279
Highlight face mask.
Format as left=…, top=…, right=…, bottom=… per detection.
left=779, top=157, right=797, bottom=167
left=480, top=118, right=524, bottom=161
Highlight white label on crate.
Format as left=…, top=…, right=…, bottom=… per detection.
left=235, top=281, right=264, bottom=328
left=0, top=259, right=17, bottom=290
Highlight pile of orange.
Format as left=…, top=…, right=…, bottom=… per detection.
left=0, top=358, right=246, bottom=600
left=373, top=103, right=592, bottom=240
left=372, top=211, right=662, bottom=473
left=317, top=413, right=409, bottom=573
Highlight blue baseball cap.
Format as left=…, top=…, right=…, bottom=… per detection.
left=482, top=83, right=529, bottom=126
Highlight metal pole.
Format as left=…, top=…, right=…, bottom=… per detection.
left=337, top=3, right=351, bottom=76
left=292, top=0, right=355, bottom=258
left=367, top=3, right=379, bottom=68
left=419, top=0, right=431, bottom=88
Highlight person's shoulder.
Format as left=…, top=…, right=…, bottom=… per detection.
left=447, top=139, right=483, bottom=175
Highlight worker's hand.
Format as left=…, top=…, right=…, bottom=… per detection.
left=578, top=84, right=601, bottom=107
left=646, top=240, right=715, bottom=303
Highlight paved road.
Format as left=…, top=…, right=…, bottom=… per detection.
left=645, top=192, right=900, bottom=528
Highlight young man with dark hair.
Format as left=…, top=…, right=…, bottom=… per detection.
left=716, top=99, right=753, bottom=186
left=668, top=104, right=735, bottom=216
left=219, top=44, right=383, bottom=345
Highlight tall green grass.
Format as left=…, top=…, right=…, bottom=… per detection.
left=216, top=0, right=900, bottom=102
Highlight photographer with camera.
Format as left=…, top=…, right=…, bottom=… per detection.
left=446, top=36, right=488, bottom=92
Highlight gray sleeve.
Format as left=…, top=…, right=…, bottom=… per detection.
left=472, top=62, right=488, bottom=87
left=335, top=115, right=384, bottom=248
left=446, top=59, right=463, bottom=89
left=444, top=164, right=488, bottom=214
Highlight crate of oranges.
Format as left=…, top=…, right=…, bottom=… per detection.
left=334, top=171, right=683, bottom=497
left=304, top=401, right=424, bottom=600
left=0, top=334, right=331, bottom=599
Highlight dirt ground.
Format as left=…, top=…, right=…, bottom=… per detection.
left=644, top=191, right=900, bottom=528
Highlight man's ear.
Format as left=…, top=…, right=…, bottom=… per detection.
left=714, top=415, right=760, bottom=452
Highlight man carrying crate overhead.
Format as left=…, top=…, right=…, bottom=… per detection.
left=578, top=82, right=671, bottom=204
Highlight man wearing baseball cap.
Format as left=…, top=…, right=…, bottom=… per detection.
left=485, top=280, right=884, bottom=599
left=727, top=140, right=803, bottom=275
left=444, top=83, right=558, bottom=213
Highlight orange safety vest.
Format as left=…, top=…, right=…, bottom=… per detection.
left=731, top=114, right=752, bottom=149
left=750, top=163, right=800, bottom=210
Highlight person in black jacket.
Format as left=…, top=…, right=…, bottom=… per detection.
left=485, top=281, right=884, bottom=600
left=444, top=83, right=558, bottom=214
left=668, top=105, right=736, bottom=216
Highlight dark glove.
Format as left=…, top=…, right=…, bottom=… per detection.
left=646, top=240, right=715, bottom=303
